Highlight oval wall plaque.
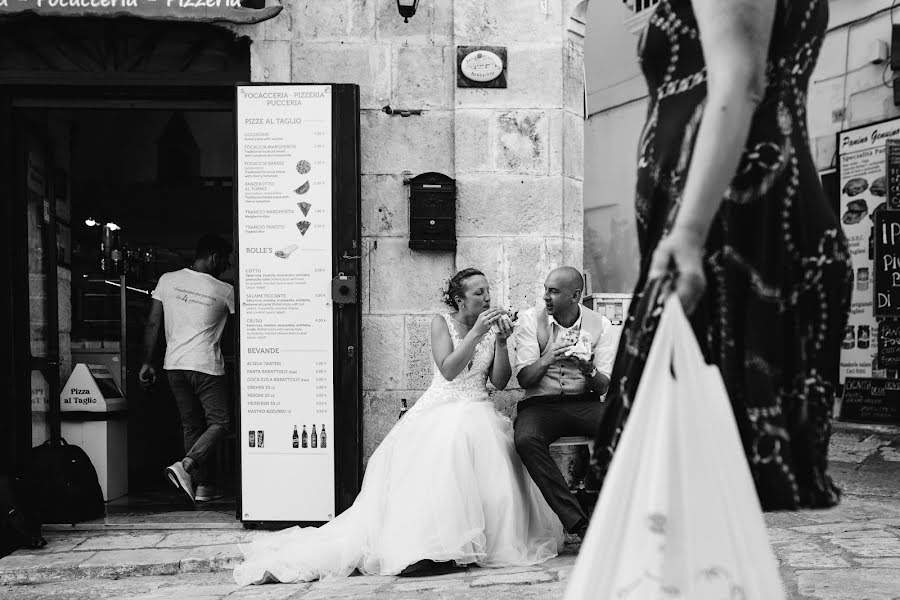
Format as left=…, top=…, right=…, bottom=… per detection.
left=460, top=50, right=504, bottom=83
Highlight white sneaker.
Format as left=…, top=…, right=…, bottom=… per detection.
left=165, top=461, right=195, bottom=503
left=195, top=485, right=223, bottom=502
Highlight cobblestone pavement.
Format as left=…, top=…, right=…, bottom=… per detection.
left=1, top=423, right=898, bottom=599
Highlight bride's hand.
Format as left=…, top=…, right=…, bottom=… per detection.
left=496, top=314, right=514, bottom=341
left=471, top=308, right=503, bottom=337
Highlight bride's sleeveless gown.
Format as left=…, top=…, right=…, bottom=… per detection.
left=233, top=314, right=563, bottom=585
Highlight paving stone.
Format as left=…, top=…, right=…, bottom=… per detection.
left=77, top=548, right=190, bottom=579
left=827, top=528, right=897, bottom=539
left=797, top=568, right=900, bottom=600
left=768, top=527, right=813, bottom=545
left=391, top=578, right=471, bottom=592
left=791, top=521, right=886, bottom=535
left=227, top=583, right=310, bottom=599
left=180, top=543, right=243, bottom=573
left=298, top=583, right=386, bottom=599
left=158, top=531, right=254, bottom=548
left=829, top=536, right=900, bottom=557
left=0, top=551, right=97, bottom=585
left=469, top=570, right=555, bottom=587
left=778, top=543, right=851, bottom=569
left=17, top=535, right=88, bottom=554
left=75, top=533, right=167, bottom=551
left=854, top=558, right=900, bottom=567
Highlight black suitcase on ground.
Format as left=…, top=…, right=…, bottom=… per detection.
left=0, top=474, right=46, bottom=557
left=26, top=438, right=105, bottom=525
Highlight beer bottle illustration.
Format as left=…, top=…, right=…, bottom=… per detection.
left=311, top=425, right=318, bottom=448
left=302, top=425, right=309, bottom=448
left=292, top=425, right=299, bottom=449
left=399, top=398, right=408, bottom=420
left=320, top=425, right=327, bottom=448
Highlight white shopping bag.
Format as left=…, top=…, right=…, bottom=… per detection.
left=565, top=296, right=784, bottom=600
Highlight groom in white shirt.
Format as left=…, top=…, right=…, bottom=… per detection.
left=513, top=266, right=616, bottom=539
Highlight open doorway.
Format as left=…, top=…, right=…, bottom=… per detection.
left=0, top=16, right=251, bottom=522
left=19, top=105, right=238, bottom=516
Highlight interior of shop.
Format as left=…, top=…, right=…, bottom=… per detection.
left=24, top=106, right=237, bottom=514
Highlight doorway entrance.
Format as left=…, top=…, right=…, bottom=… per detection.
left=0, top=16, right=250, bottom=521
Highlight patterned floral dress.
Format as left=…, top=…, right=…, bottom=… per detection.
left=594, top=0, right=852, bottom=510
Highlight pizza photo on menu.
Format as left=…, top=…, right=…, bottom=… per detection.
left=298, top=202, right=312, bottom=217
left=296, top=159, right=311, bottom=174
left=294, top=181, right=310, bottom=195
left=296, top=221, right=311, bottom=236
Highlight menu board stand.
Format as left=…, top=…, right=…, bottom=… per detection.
left=234, top=84, right=362, bottom=527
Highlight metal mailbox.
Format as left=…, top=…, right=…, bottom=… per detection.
left=408, top=172, right=456, bottom=251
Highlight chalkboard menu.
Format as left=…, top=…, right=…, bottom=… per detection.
left=879, top=320, right=900, bottom=369
left=887, top=139, right=900, bottom=210
left=841, top=377, right=900, bottom=423
left=874, top=210, right=900, bottom=317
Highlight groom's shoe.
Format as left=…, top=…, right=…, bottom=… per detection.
left=399, top=559, right=438, bottom=577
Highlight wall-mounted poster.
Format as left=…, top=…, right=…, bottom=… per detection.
left=836, top=118, right=900, bottom=381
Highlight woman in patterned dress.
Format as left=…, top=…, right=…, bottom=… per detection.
left=595, top=0, right=852, bottom=509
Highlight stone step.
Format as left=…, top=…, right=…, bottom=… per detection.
left=0, top=529, right=257, bottom=585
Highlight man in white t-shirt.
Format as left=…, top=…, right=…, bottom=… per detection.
left=139, top=234, right=235, bottom=503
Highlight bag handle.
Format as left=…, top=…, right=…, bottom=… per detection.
left=664, top=296, right=707, bottom=381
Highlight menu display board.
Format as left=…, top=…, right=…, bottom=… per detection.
left=874, top=210, right=900, bottom=318
left=836, top=119, right=900, bottom=380
left=878, top=320, right=900, bottom=369
left=887, top=139, right=900, bottom=211
left=236, top=85, right=335, bottom=522
left=840, top=377, right=900, bottom=423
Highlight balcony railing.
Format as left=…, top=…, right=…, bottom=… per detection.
left=624, top=0, right=659, bottom=34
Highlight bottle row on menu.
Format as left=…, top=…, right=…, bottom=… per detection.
left=246, top=425, right=327, bottom=449
left=292, top=424, right=327, bottom=449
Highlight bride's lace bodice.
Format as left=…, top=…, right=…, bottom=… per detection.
left=429, top=313, right=496, bottom=400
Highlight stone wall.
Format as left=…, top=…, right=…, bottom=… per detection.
left=241, top=0, right=586, bottom=462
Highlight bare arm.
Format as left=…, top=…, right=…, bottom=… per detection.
left=139, top=299, right=164, bottom=386
left=516, top=341, right=572, bottom=389
left=649, top=0, right=778, bottom=311
left=489, top=323, right=513, bottom=390
left=142, top=299, right=164, bottom=364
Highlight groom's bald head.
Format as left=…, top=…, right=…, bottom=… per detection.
left=543, top=267, right=584, bottom=320
left=550, top=267, right=583, bottom=292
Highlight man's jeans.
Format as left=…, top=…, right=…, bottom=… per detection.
left=166, top=370, right=231, bottom=485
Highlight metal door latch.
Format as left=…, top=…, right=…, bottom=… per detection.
left=331, top=273, right=358, bottom=304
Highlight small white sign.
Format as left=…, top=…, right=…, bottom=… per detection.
left=460, top=50, right=504, bottom=83
left=60, top=363, right=125, bottom=412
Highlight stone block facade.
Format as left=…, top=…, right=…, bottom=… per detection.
left=243, top=0, right=588, bottom=461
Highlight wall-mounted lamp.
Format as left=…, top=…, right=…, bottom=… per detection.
left=397, top=0, right=419, bottom=23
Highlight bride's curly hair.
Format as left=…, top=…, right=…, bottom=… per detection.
left=443, top=268, right=485, bottom=309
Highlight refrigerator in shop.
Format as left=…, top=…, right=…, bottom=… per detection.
left=234, top=84, right=362, bottom=526
left=583, top=292, right=632, bottom=351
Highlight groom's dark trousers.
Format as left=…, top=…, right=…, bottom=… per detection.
left=514, top=393, right=606, bottom=533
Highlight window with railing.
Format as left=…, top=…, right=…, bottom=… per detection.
left=624, top=0, right=659, bottom=33
left=631, top=0, right=659, bottom=13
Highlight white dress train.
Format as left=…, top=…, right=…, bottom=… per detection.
left=233, top=314, right=564, bottom=585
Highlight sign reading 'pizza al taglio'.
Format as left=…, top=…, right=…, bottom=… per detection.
left=0, top=0, right=282, bottom=23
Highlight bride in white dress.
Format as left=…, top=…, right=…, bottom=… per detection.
left=233, top=268, right=564, bottom=585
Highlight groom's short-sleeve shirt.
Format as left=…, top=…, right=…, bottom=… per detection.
left=513, top=304, right=616, bottom=399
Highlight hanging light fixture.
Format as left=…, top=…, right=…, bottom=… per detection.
left=397, top=0, right=419, bottom=23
